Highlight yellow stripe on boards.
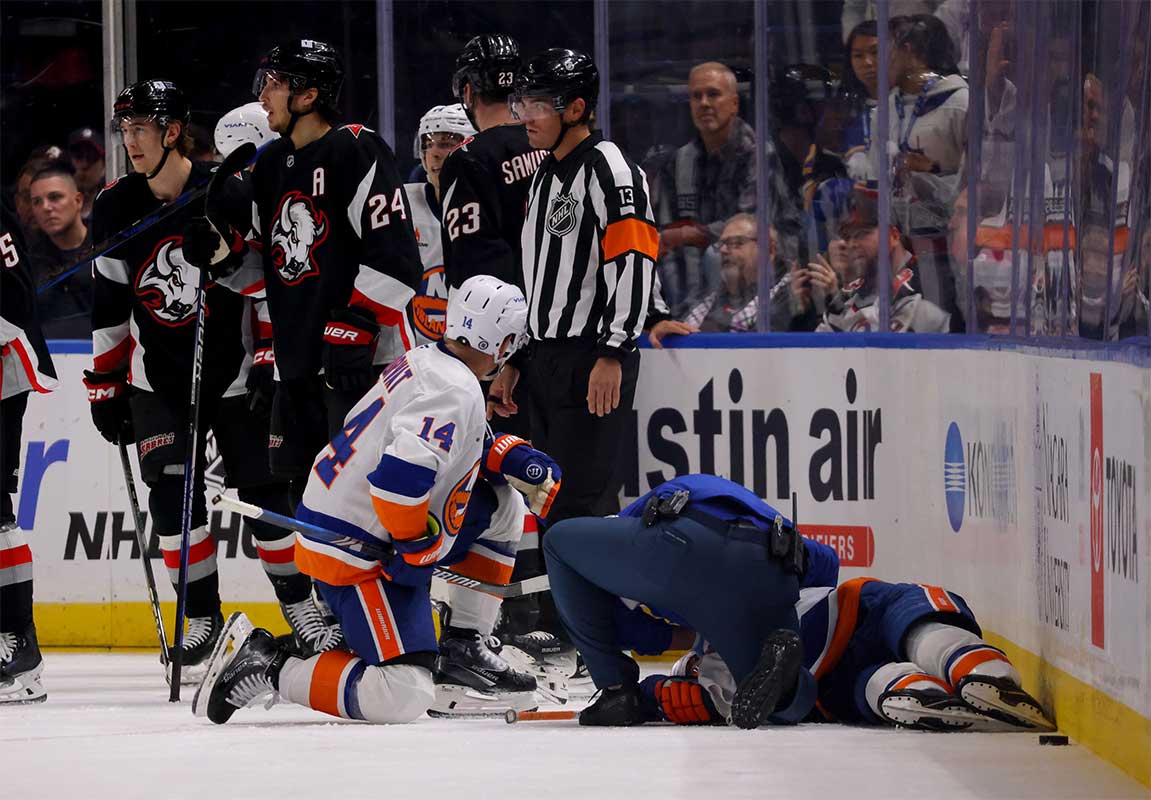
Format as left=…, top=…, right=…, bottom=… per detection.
left=985, top=631, right=1151, bottom=788
left=34, top=602, right=292, bottom=648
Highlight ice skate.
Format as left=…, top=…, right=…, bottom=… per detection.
left=879, top=687, right=1014, bottom=731
left=192, top=612, right=253, bottom=717
left=428, top=627, right=538, bottom=717
left=196, top=618, right=287, bottom=725
left=280, top=597, right=344, bottom=656
left=499, top=629, right=576, bottom=703
left=730, top=629, right=804, bottom=729
left=0, top=624, right=46, bottom=704
left=167, top=612, right=224, bottom=686
left=956, top=674, right=1055, bottom=731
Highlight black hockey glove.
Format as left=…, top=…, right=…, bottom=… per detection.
left=83, top=369, right=134, bottom=445
left=181, top=216, right=242, bottom=279
left=322, top=307, right=380, bottom=393
left=246, top=340, right=275, bottom=415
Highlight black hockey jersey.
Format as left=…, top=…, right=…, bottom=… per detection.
left=245, top=124, right=422, bottom=381
left=91, top=161, right=248, bottom=402
left=439, top=123, right=547, bottom=291
left=1, top=203, right=58, bottom=400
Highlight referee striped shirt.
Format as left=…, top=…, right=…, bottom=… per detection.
left=521, top=132, right=659, bottom=355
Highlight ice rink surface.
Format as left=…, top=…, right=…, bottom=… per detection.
left=4, top=653, right=1148, bottom=800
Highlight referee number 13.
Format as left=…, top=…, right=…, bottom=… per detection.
left=446, top=202, right=480, bottom=240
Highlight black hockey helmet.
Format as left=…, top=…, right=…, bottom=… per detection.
left=513, top=48, right=599, bottom=115
left=111, top=80, right=190, bottom=129
left=253, top=39, right=344, bottom=110
left=452, top=34, right=521, bottom=102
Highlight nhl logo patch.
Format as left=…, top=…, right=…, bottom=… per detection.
left=546, top=193, right=578, bottom=237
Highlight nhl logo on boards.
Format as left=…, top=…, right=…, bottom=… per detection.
left=546, top=193, right=578, bottom=237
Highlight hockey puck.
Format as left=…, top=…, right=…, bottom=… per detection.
left=505, top=709, right=519, bottom=724
left=1039, top=734, right=1069, bottom=746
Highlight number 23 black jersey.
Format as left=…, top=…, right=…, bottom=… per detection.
left=249, top=124, right=422, bottom=381
left=439, top=123, right=547, bottom=292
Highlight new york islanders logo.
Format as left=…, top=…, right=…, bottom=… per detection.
left=410, top=265, right=447, bottom=341
left=546, top=193, right=578, bottom=237
left=136, top=236, right=201, bottom=326
left=270, top=191, right=329, bottom=284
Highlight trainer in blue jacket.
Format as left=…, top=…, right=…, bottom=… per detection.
left=543, top=473, right=838, bottom=728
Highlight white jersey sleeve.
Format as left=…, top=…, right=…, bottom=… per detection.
left=296, top=343, right=485, bottom=585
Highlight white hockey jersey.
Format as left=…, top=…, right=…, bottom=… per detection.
left=296, top=342, right=486, bottom=585
left=405, top=182, right=449, bottom=345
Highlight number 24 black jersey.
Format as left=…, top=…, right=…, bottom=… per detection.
left=246, top=124, right=422, bottom=381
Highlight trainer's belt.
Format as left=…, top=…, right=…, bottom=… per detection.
left=676, top=506, right=807, bottom=577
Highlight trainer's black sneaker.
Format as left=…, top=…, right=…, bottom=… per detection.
left=730, top=629, right=804, bottom=729
left=202, top=627, right=287, bottom=725
left=578, top=684, right=648, bottom=727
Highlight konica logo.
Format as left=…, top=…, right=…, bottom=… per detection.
left=944, top=422, right=966, bottom=532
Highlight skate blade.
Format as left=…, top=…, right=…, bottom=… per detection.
left=0, top=668, right=47, bottom=705
left=191, top=612, right=254, bottom=718
left=428, top=683, right=540, bottom=717
left=959, top=680, right=1055, bottom=731
left=880, top=695, right=1015, bottom=732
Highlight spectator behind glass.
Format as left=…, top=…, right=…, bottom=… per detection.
left=830, top=21, right=880, bottom=183
left=868, top=13, right=968, bottom=323
left=14, top=145, right=66, bottom=240
left=27, top=163, right=94, bottom=338
left=771, top=64, right=846, bottom=214
left=653, top=62, right=801, bottom=317
left=648, top=213, right=817, bottom=345
left=819, top=186, right=950, bottom=332
left=67, top=128, right=105, bottom=221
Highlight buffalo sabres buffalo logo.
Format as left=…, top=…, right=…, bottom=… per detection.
left=270, top=190, right=329, bottom=284
left=136, top=237, right=201, bottom=325
left=546, top=192, right=578, bottom=237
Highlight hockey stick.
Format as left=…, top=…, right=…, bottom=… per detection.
left=36, top=143, right=264, bottom=295
left=170, top=142, right=258, bottom=700
left=505, top=709, right=578, bottom=723
left=210, top=493, right=552, bottom=599
left=118, top=442, right=171, bottom=673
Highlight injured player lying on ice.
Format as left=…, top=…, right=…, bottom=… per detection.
left=543, top=474, right=1055, bottom=731
left=193, top=276, right=565, bottom=724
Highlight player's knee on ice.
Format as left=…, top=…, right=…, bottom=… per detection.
left=354, top=665, right=435, bottom=723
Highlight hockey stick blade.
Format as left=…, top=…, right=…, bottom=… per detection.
left=37, top=141, right=261, bottom=295
left=210, top=494, right=550, bottom=599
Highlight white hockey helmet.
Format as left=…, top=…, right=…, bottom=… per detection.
left=214, top=102, right=278, bottom=158
left=413, top=103, right=476, bottom=159
left=445, top=275, right=529, bottom=367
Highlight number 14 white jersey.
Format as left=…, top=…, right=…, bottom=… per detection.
left=296, top=343, right=485, bottom=586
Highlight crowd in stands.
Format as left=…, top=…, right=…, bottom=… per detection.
left=5, top=2, right=1148, bottom=341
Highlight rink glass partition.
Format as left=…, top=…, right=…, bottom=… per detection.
left=3, top=0, right=1148, bottom=339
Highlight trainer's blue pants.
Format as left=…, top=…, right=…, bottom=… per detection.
left=543, top=514, right=800, bottom=689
